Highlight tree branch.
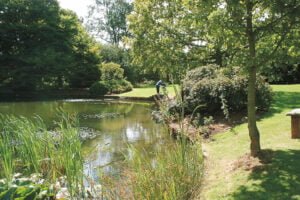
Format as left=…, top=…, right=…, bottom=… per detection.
left=254, top=3, right=300, bottom=35
left=258, top=20, right=296, bottom=67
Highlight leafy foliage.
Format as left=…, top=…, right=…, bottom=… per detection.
left=87, top=0, right=133, bottom=45
left=128, top=0, right=299, bottom=155
left=261, top=64, right=300, bottom=84
left=0, top=0, right=101, bottom=91
left=90, top=62, right=133, bottom=95
left=101, top=62, right=125, bottom=81
left=100, top=44, right=145, bottom=83
left=0, top=178, right=52, bottom=200
left=89, top=81, right=109, bottom=96
left=106, top=79, right=133, bottom=94
left=183, top=65, right=272, bottom=117
left=127, top=0, right=211, bottom=80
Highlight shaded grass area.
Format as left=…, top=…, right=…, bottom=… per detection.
left=198, top=84, right=300, bottom=200
left=232, top=149, right=300, bottom=200
left=118, top=85, right=178, bottom=98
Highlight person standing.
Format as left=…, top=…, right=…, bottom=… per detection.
left=155, top=80, right=166, bottom=94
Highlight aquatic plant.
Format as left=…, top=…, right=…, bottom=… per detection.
left=126, top=141, right=203, bottom=200
left=0, top=113, right=84, bottom=198
left=101, top=84, right=204, bottom=199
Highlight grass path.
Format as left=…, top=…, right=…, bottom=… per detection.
left=196, top=85, right=300, bottom=200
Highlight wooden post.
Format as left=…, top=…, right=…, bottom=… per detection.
left=287, top=109, right=300, bottom=139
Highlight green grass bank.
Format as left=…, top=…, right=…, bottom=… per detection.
left=118, top=85, right=178, bottom=98
left=197, top=84, right=300, bottom=200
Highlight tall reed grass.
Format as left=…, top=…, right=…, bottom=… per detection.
left=126, top=141, right=203, bottom=200
left=101, top=84, right=204, bottom=199
left=0, top=113, right=84, bottom=198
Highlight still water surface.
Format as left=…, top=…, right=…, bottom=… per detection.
left=0, top=99, right=171, bottom=183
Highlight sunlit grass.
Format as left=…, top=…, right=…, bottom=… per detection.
left=198, top=84, right=300, bottom=200
left=118, top=85, right=179, bottom=98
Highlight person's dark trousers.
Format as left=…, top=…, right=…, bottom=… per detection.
left=156, top=85, right=160, bottom=94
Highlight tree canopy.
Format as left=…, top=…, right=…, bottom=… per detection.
left=127, top=0, right=212, bottom=80
left=0, top=0, right=101, bottom=91
left=87, top=0, right=133, bottom=45
left=128, top=0, right=300, bottom=156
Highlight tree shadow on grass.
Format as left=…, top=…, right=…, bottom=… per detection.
left=259, top=91, right=300, bottom=120
left=231, top=149, right=300, bottom=200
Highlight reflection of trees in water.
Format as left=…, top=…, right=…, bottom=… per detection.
left=80, top=103, right=169, bottom=183
left=0, top=100, right=171, bottom=184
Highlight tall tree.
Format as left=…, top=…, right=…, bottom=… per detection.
left=129, top=0, right=300, bottom=156
left=86, top=0, right=133, bottom=45
left=214, top=0, right=300, bottom=156
left=0, top=0, right=61, bottom=90
left=0, top=0, right=101, bottom=91
left=128, top=0, right=213, bottom=80
left=61, top=10, right=101, bottom=88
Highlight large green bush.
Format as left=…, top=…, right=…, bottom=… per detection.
left=89, top=81, right=109, bottom=96
left=104, top=79, right=133, bottom=94
left=183, top=65, right=272, bottom=117
left=101, top=62, right=124, bottom=81
left=97, top=62, right=133, bottom=94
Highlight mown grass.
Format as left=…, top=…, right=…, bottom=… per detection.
left=198, top=84, right=300, bottom=200
left=118, top=85, right=178, bottom=98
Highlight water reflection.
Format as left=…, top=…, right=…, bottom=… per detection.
left=0, top=100, right=171, bottom=184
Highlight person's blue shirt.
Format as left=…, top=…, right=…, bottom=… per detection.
left=156, top=80, right=166, bottom=87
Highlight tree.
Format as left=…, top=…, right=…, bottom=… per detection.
left=0, top=0, right=101, bottom=91
left=0, top=0, right=61, bottom=90
left=62, top=10, right=101, bottom=88
left=129, top=0, right=300, bottom=156
left=86, top=0, right=133, bottom=45
left=128, top=0, right=212, bottom=80
left=99, top=62, right=133, bottom=93
left=100, top=44, right=145, bottom=83
left=259, top=27, right=300, bottom=83
left=212, top=0, right=300, bottom=156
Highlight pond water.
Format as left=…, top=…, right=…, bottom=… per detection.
left=0, top=99, right=171, bottom=184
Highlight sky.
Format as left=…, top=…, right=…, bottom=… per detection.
left=57, top=0, right=94, bottom=18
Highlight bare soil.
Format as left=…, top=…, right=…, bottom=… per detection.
left=229, top=149, right=274, bottom=172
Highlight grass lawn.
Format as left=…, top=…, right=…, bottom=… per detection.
left=118, top=85, right=179, bottom=98
left=197, top=84, right=300, bottom=200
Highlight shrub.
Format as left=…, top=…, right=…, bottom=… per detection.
left=117, top=79, right=133, bottom=93
left=105, top=79, right=133, bottom=94
left=183, top=65, right=272, bottom=117
left=89, top=81, right=109, bottom=96
left=68, top=65, right=100, bottom=88
left=98, top=62, right=133, bottom=94
left=101, top=62, right=124, bottom=81
left=260, top=63, right=300, bottom=84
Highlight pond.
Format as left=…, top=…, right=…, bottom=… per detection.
left=0, top=99, right=172, bottom=185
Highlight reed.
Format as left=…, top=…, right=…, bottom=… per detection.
left=102, top=84, right=204, bottom=199
left=126, top=141, right=203, bottom=200
left=56, top=112, right=84, bottom=197
left=0, top=128, right=14, bottom=186
left=0, top=113, right=84, bottom=198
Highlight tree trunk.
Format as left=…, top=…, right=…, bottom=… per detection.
left=246, top=0, right=261, bottom=157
